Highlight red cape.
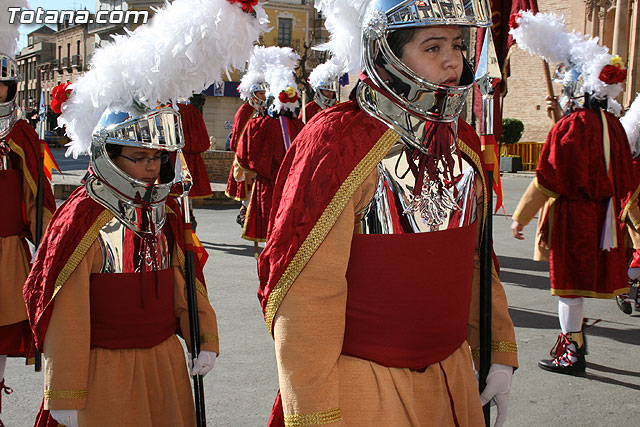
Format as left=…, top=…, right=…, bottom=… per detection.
left=226, top=103, right=257, bottom=201
left=177, top=103, right=212, bottom=198
left=537, top=108, right=640, bottom=298
left=23, top=186, right=207, bottom=350
left=236, top=114, right=304, bottom=241
left=5, top=119, right=56, bottom=242
left=298, top=100, right=323, bottom=123
left=256, top=100, right=492, bottom=332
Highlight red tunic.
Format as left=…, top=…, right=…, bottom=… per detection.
left=257, top=100, right=508, bottom=426
left=536, top=108, right=640, bottom=298
left=236, top=114, right=304, bottom=241
left=177, top=103, right=212, bottom=198
left=226, top=103, right=257, bottom=201
left=0, top=119, right=56, bottom=358
left=298, top=100, right=323, bottom=124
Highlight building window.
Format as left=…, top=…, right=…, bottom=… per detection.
left=67, top=43, right=71, bottom=59
left=58, top=46, right=62, bottom=60
left=278, top=18, right=292, bottom=47
left=77, top=40, right=81, bottom=55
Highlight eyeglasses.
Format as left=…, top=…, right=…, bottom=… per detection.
left=119, top=153, right=170, bottom=166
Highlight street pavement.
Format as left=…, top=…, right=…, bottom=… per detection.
left=1, top=168, right=639, bottom=426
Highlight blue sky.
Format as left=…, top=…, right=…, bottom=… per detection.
left=17, top=1, right=96, bottom=49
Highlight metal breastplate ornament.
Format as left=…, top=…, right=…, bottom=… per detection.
left=0, top=140, right=10, bottom=170
left=359, top=143, right=478, bottom=234
left=97, top=216, right=171, bottom=273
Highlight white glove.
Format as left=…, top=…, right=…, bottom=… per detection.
left=479, top=363, right=513, bottom=427
left=188, top=351, right=217, bottom=377
left=50, top=409, right=79, bottom=427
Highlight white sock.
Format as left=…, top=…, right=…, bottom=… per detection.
left=558, top=297, right=584, bottom=334
left=557, top=298, right=584, bottom=363
left=0, top=354, right=6, bottom=383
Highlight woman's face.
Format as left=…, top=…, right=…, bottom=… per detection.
left=398, top=25, right=464, bottom=86
left=0, top=82, right=8, bottom=102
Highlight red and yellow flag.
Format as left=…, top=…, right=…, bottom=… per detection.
left=42, top=142, right=61, bottom=181
left=191, top=229, right=209, bottom=266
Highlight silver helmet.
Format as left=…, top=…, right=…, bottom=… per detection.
left=85, top=106, right=185, bottom=235
left=248, top=81, right=270, bottom=114
left=313, top=80, right=339, bottom=109
left=0, top=53, right=19, bottom=139
left=357, top=0, right=491, bottom=153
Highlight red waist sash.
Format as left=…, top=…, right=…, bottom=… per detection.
left=90, top=268, right=177, bottom=349
left=0, top=169, right=24, bottom=237
left=343, top=222, right=477, bottom=370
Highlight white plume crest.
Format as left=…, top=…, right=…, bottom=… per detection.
left=238, top=45, right=268, bottom=101
left=314, top=0, right=368, bottom=75
left=510, top=10, right=622, bottom=100
left=621, top=94, right=640, bottom=157
left=258, top=46, right=300, bottom=113
left=61, top=0, right=268, bottom=158
left=309, top=57, right=343, bottom=91
left=0, top=0, right=29, bottom=58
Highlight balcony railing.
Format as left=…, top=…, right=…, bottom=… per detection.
left=62, top=57, right=71, bottom=69
left=72, top=54, right=82, bottom=68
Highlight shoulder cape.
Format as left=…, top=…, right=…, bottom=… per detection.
left=23, top=186, right=208, bottom=350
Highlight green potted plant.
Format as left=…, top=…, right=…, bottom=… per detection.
left=499, top=118, right=524, bottom=172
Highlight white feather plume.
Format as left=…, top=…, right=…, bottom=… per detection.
left=256, top=46, right=300, bottom=113
left=238, top=45, right=268, bottom=101
left=309, top=57, right=343, bottom=91
left=621, top=94, right=640, bottom=157
left=510, top=10, right=623, bottom=100
left=314, top=0, right=368, bottom=75
left=0, top=0, right=29, bottom=58
left=60, top=0, right=268, bottom=158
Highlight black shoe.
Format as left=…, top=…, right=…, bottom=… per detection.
left=539, top=332, right=587, bottom=376
left=616, top=294, right=633, bottom=315
left=538, top=356, right=586, bottom=376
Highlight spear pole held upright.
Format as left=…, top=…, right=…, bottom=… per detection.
left=174, top=152, right=206, bottom=427
left=474, top=28, right=502, bottom=427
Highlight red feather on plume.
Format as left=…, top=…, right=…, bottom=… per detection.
left=50, top=81, right=72, bottom=114
left=228, top=0, right=258, bottom=13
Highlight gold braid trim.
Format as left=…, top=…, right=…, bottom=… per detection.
left=458, top=140, right=488, bottom=238
left=44, top=210, right=114, bottom=312
left=284, top=408, right=341, bottom=427
left=534, top=179, right=559, bottom=199
left=44, top=389, right=87, bottom=401
left=265, top=129, right=401, bottom=333
left=551, top=287, right=629, bottom=299
left=471, top=341, right=518, bottom=359
left=621, top=182, right=640, bottom=223
left=632, top=216, right=640, bottom=230
left=241, top=180, right=266, bottom=242
left=200, top=333, right=219, bottom=344
left=7, top=139, right=37, bottom=196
